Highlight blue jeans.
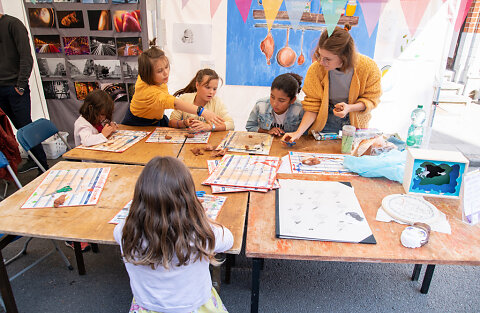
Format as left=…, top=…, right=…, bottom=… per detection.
left=121, top=106, right=169, bottom=127
left=0, top=85, right=48, bottom=169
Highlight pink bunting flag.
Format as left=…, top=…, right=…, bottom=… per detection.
left=263, top=0, right=283, bottom=32
left=400, top=0, right=432, bottom=36
left=235, top=0, right=253, bottom=23
left=285, top=0, right=309, bottom=29
left=182, top=0, right=189, bottom=9
left=358, top=0, right=388, bottom=37
left=455, top=0, right=473, bottom=32
left=211, top=0, right=223, bottom=18
left=322, top=0, right=349, bottom=36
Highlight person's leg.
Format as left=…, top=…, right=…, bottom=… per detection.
left=5, top=85, right=48, bottom=170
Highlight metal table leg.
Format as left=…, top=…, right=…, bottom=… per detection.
left=0, top=235, right=19, bottom=313
left=421, top=264, right=435, bottom=294
left=251, top=258, right=262, bottom=313
left=73, top=242, right=86, bottom=275
left=411, top=264, right=422, bottom=281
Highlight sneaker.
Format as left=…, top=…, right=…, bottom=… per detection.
left=65, top=241, right=91, bottom=252
left=18, top=159, right=39, bottom=174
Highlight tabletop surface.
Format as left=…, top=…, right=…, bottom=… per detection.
left=0, top=161, right=248, bottom=254
left=246, top=172, right=480, bottom=265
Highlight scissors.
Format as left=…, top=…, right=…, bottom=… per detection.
left=196, top=191, right=206, bottom=197
left=281, top=140, right=296, bottom=147
left=44, top=186, right=72, bottom=197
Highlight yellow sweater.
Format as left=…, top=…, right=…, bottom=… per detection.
left=302, top=53, right=382, bottom=131
left=170, top=93, right=235, bottom=130
left=130, top=77, right=176, bottom=119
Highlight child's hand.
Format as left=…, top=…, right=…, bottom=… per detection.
left=101, top=124, right=116, bottom=138
left=201, top=109, right=224, bottom=125
left=190, top=120, right=211, bottom=132
left=184, top=118, right=194, bottom=128
left=333, top=102, right=350, bottom=118
left=110, top=122, right=118, bottom=132
left=282, top=132, right=300, bottom=143
left=267, top=127, right=285, bottom=136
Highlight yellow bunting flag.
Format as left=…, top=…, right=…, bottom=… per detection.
left=263, top=0, right=283, bottom=32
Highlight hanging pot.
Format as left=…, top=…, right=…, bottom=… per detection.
left=297, top=29, right=305, bottom=65
left=276, top=28, right=297, bottom=68
left=260, top=30, right=275, bottom=65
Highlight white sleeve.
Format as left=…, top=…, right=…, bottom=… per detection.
left=212, top=224, right=233, bottom=253
left=77, top=124, right=108, bottom=146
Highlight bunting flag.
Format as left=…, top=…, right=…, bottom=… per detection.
left=455, top=0, right=474, bottom=32
left=235, top=0, right=253, bottom=23
left=263, top=0, right=283, bottom=32
left=400, top=0, right=432, bottom=36
left=321, top=0, right=349, bottom=36
left=358, top=0, right=389, bottom=37
left=285, top=0, right=309, bottom=29
left=210, top=0, right=223, bottom=18
left=182, top=0, right=189, bottom=9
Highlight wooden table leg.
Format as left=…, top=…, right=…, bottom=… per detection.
left=73, top=242, right=86, bottom=275
left=224, top=254, right=235, bottom=284
left=0, top=235, right=19, bottom=313
left=251, top=258, right=262, bottom=313
left=411, top=264, right=422, bottom=281
left=91, top=243, right=99, bottom=253
left=420, top=264, right=435, bottom=294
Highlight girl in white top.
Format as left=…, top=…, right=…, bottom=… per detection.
left=114, top=156, right=233, bottom=313
left=73, top=89, right=118, bottom=147
left=169, top=69, right=234, bottom=132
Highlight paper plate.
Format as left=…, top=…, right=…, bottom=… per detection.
left=381, top=194, right=439, bottom=225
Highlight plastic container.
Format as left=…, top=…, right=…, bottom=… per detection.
left=41, top=132, right=69, bottom=159
left=341, top=125, right=356, bottom=154
left=406, top=105, right=426, bottom=148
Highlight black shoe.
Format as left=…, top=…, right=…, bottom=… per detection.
left=18, top=159, right=39, bottom=174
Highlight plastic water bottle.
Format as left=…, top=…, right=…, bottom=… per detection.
left=406, top=105, right=426, bottom=148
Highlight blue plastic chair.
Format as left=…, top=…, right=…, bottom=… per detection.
left=16, top=118, right=71, bottom=173
left=0, top=151, right=22, bottom=197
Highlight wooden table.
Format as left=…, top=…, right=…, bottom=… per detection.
left=246, top=172, right=480, bottom=313
left=0, top=161, right=248, bottom=313
left=62, top=125, right=183, bottom=165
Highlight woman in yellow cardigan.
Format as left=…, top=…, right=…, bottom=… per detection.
left=282, top=24, right=381, bottom=143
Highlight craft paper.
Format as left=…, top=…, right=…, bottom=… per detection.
left=463, top=170, right=480, bottom=225
left=145, top=128, right=211, bottom=144
left=235, top=0, right=252, bottom=23
left=262, top=0, right=283, bottom=32
left=76, top=130, right=149, bottom=152
left=288, top=151, right=357, bottom=175
left=285, top=0, right=309, bottom=29
left=216, top=131, right=273, bottom=155
left=322, top=0, right=348, bottom=36
left=210, top=0, right=223, bottom=18
left=400, top=0, right=432, bottom=36
left=358, top=0, right=388, bottom=37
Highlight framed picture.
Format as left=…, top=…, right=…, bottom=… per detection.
left=90, top=37, right=117, bottom=56
left=57, top=10, right=85, bottom=29
left=403, top=148, right=469, bottom=199
left=28, top=8, right=56, bottom=28
left=63, top=36, right=90, bottom=55
left=87, top=10, right=112, bottom=31
left=37, top=58, right=66, bottom=77
left=42, top=81, right=70, bottom=99
left=33, top=35, right=62, bottom=53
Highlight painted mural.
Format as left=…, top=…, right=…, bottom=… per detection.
left=226, top=0, right=378, bottom=86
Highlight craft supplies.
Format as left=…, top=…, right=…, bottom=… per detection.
left=146, top=128, right=210, bottom=144
left=311, top=130, right=340, bottom=141
left=400, top=223, right=430, bottom=248
left=44, top=185, right=72, bottom=197
left=77, top=130, right=149, bottom=152
left=288, top=151, right=357, bottom=175
left=216, top=131, right=273, bottom=155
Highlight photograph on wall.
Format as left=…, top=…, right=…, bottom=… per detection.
left=63, top=36, right=90, bottom=55
left=87, top=10, right=112, bottom=31
left=74, top=81, right=99, bottom=100
left=90, top=37, right=117, bottom=56
left=26, top=0, right=52, bottom=3
left=42, top=81, right=70, bottom=99
left=54, top=0, right=80, bottom=2
left=33, top=35, right=62, bottom=53
left=82, top=0, right=108, bottom=3
left=100, top=83, right=128, bottom=102
left=28, top=8, right=56, bottom=28
left=57, top=10, right=85, bottom=29
left=226, top=0, right=378, bottom=86
left=127, top=83, right=135, bottom=101
left=112, top=0, right=139, bottom=4
left=172, top=23, right=212, bottom=54
left=113, top=10, right=141, bottom=33
left=122, top=61, right=138, bottom=79
left=37, top=58, right=66, bottom=77
left=67, top=59, right=95, bottom=79
left=116, top=37, right=142, bottom=56
left=94, top=60, right=122, bottom=79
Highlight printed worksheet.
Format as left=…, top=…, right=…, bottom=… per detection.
left=76, top=130, right=149, bottom=152
left=217, top=131, right=273, bottom=155
left=288, top=151, right=357, bottom=175
left=145, top=128, right=211, bottom=144
left=22, top=167, right=111, bottom=209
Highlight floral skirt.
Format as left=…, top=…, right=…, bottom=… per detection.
left=129, top=287, right=228, bottom=313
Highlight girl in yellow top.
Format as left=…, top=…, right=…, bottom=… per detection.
left=283, top=24, right=382, bottom=143
left=122, top=47, right=224, bottom=127
left=169, top=69, right=235, bottom=132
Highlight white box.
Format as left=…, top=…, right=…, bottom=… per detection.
left=403, top=148, right=469, bottom=199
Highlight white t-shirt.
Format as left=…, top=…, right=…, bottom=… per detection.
left=271, top=110, right=288, bottom=130
left=114, top=221, right=233, bottom=313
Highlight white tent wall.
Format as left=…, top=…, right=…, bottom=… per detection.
left=0, top=0, right=49, bottom=128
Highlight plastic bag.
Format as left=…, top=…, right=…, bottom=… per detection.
left=343, top=150, right=406, bottom=183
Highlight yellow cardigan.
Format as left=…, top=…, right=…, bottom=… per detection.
left=130, top=77, right=176, bottom=119
left=302, top=53, right=382, bottom=131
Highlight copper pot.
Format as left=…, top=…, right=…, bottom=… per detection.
left=276, top=28, right=297, bottom=68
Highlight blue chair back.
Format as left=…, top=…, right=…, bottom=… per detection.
left=0, top=151, right=8, bottom=168
left=16, top=118, right=59, bottom=152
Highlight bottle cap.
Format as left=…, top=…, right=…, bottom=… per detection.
left=418, top=105, right=423, bottom=108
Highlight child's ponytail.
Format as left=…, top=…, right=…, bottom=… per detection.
left=173, top=68, right=222, bottom=97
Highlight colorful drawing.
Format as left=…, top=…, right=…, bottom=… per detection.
left=145, top=128, right=211, bottom=144
left=33, top=35, right=61, bottom=53
left=217, top=131, right=273, bottom=155
left=22, top=167, right=110, bottom=209
left=76, top=130, right=150, bottom=152
left=63, top=36, right=90, bottom=55
left=288, top=151, right=357, bottom=175
left=409, top=160, right=466, bottom=197
left=226, top=0, right=378, bottom=86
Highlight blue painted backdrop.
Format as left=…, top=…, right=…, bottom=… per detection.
left=226, top=0, right=378, bottom=86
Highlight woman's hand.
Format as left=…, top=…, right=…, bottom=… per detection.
left=101, top=124, right=116, bottom=138
left=201, top=109, right=224, bottom=125
left=190, top=120, right=212, bottom=133
left=267, top=127, right=285, bottom=137
left=333, top=102, right=350, bottom=118
left=281, top=132, right=301, bottom=143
